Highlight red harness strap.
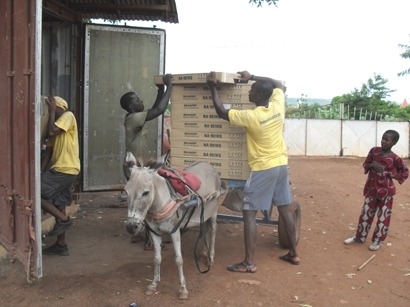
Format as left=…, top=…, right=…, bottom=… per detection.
left=146, top=199, right=179, bottom=223
left=157, top=168, right=201, bottom=196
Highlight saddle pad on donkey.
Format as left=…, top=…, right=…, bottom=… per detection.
left=158, top=169, right=201, bottom=196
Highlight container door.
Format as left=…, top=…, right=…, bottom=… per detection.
left=83, top=24, right=165, bottom=191
left=0, top=0, right=40, bottom=280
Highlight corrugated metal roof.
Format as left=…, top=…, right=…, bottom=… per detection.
left=43, top=0, right=179, bottom=23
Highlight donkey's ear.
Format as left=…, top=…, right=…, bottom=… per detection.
left=125, top=151, right=137, bottom=166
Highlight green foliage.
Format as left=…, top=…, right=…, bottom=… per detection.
left=286, top=74, right=410, bottom=121
left=286, top=94, right=340, bottom=119
left=398, top=41, right=410, bottom=76
left=249, top=0, right=279, bottom=7
left=354, top=73, right=395, bottom=100
left=329, top=74, right=409, bottom=121
left=287, top=102, right=340, bottom=119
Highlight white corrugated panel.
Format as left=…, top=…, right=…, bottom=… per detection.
left=306, top=119, right=341, bottom=156
left=285, top=119, right=409, bottom=158
left=342, top=121, right=376, bottom=156
left=284, top=119, right=307, bottom=155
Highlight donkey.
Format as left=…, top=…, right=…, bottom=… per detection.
left=124, top=152, right=227, bottom=300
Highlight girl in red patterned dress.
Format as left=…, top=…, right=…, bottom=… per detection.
left=344, top=130, right=408, bottom=251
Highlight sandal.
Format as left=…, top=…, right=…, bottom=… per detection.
left=279, top=254, right=300, bottom=265
left=227, top=262, right=257, bottom=273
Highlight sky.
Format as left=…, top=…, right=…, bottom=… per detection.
left=116, top=0, right=410, bottom=103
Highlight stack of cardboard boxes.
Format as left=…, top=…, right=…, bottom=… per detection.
left=155, top=72, right=253, bottom=180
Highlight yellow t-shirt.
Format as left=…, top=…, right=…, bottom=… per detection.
left=50, top=111, right=81, bottom=175
left=228, top=88, right=288, bottom=171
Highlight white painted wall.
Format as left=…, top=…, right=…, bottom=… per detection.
left=285, top=119, right=409, bottom=158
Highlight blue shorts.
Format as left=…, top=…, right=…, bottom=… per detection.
left=243, top=165, right=292, bottom=211
left=41, top=169, right=77, bottom=206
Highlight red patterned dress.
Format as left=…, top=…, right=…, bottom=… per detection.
left=355, top=147, right=408, bottom=243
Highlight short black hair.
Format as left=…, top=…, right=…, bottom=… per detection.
left=253, top=80, right=274, bottom=100
left=384, top=130, right=400, bottom=143
left=120, top=92, right=139, bottom=111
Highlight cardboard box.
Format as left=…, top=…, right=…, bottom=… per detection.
left=154, top=72, right=241, bottom=85
left=168, top=83, right=252, bottom=94
left=171, top=110, right=221, bottom=121
left=170, top=138, right=247, bottom=150
left=171, top=102, right=254, bottom=113
left=170, top=156, right=250, bottom=171
left=171, top=120, right=243, bottom=133
left=171, top=105, right=254, bottom=120
left=217, top=169, right=249, bottom=180
left=170, top=156, right=249, bottom=180
left=170, top=157, right=250, bottom=180
left=171, top=93, right=250, bottom=104
left=170, top=83, right=252, bottom=105
left=165, top=72, right=255, bottom=181
left=170, top=129, right=246, bottom=141
left=171, top=147, right=247, bottom=160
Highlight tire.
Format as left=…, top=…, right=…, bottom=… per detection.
left=278, top=201, right=301, bottom=249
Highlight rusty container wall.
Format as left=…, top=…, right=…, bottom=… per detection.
left=0, top=0, right=39, bottom=279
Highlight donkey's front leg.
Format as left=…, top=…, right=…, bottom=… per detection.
left=171, top=230, right=188, bottom=300
left=207, top=214, right=218, bottom=265
left=145, top=233, right=162, bottom=296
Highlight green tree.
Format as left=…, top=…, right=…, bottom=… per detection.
left=398, top=38, right=410, bottom=76
left=331, top=74, right=410, bottom=121
left=354, top=73, right=395, bottom=100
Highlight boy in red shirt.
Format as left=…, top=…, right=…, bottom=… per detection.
left=344, top=130, right=408, bottom=251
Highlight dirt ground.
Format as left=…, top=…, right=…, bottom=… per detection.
left=1, top=156, right=409, bottom=307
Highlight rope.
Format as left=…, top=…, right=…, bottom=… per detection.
left=193, top=195, right=211, bottom=274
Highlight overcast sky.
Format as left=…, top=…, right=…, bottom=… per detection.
left=123, top=0, right=410, bottom=103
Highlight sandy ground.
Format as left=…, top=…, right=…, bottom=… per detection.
left=1, top=156, right=409, bottom=307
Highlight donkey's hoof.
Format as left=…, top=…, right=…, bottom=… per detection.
left=178, top=290, right=189, bottom=300
left=144, top=287, right=156, bottom=296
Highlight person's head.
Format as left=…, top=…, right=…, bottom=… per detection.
left=54, top=96, right=68, bottom=111
left=120, top=92, right=144, bottom=113
left=381, top=130, right=400, bottom=151
left=249, top=80, right=274, bottom=106
left=46, top=96, right=67, bottom=119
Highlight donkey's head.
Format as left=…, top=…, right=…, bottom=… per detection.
left=123, top=152, right=157, bottom=236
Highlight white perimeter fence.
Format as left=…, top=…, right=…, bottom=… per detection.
left=284, top=119, right=409, bottom=158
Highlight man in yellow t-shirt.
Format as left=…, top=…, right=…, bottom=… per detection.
left=41, top=96, right=80, bottom=256
left=207, top=71, right=300, bottom=272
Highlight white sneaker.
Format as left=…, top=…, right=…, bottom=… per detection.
left=369, top=241, right=381, bottom=251
left=344, top=237, right=357, bottom=245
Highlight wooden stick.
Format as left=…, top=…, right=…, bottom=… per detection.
left=358, top=254, right=376, bottom=271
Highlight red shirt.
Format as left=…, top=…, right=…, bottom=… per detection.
left=363, top=147, right=409, bottom=198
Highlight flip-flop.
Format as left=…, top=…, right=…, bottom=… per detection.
left=279, top=254, right=300, bottom=265
left=227, top=262, right=257, bottom=273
